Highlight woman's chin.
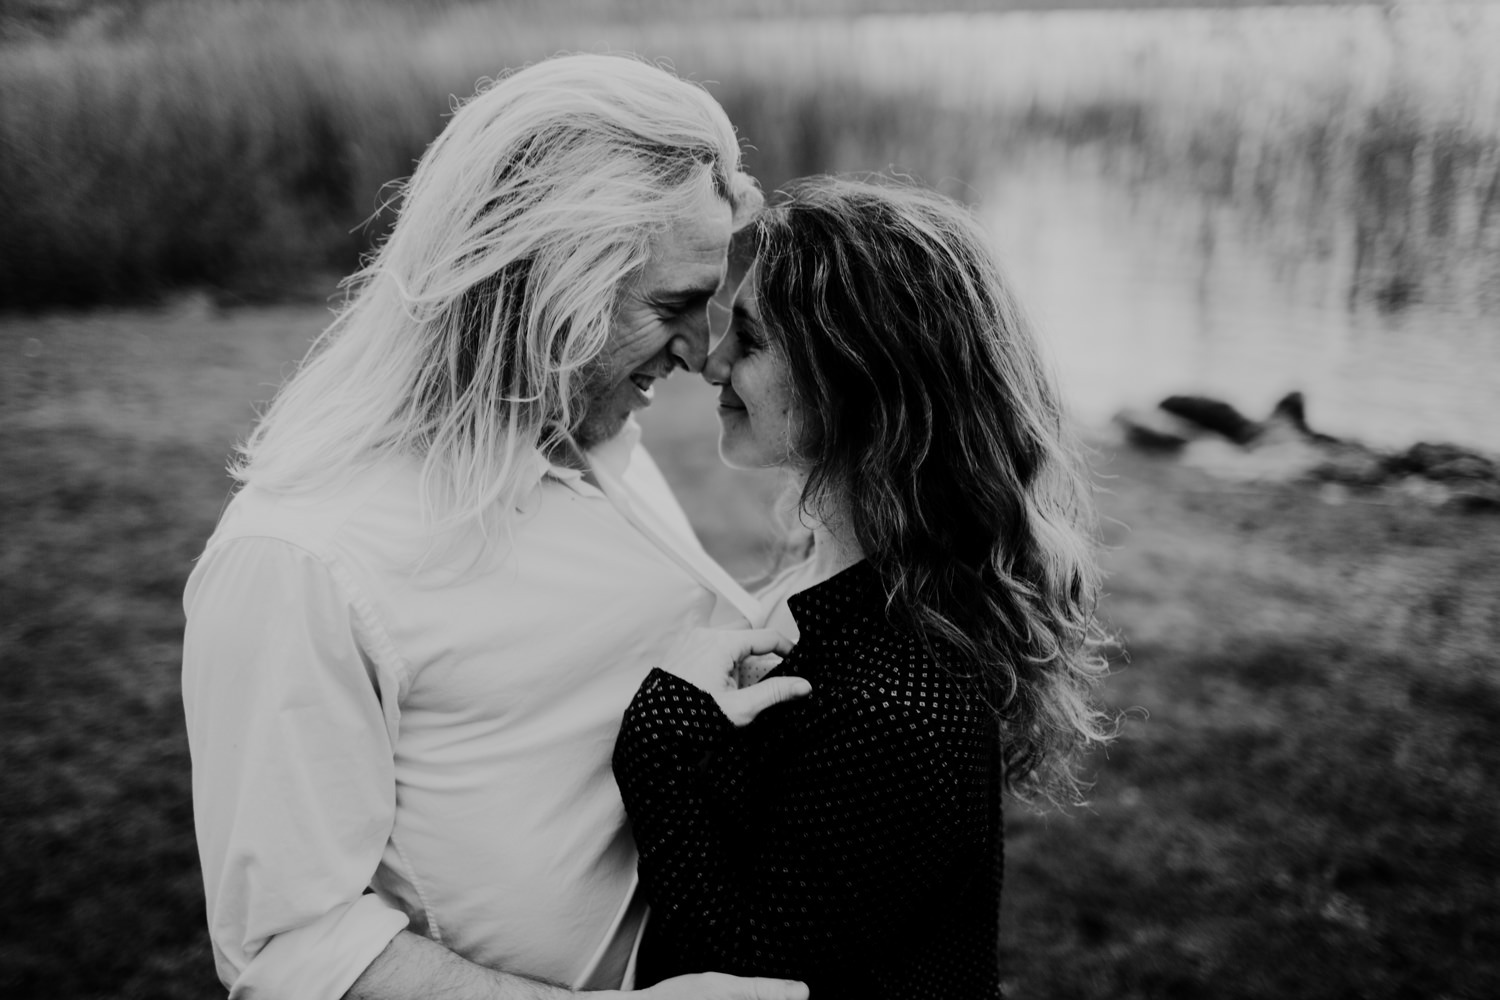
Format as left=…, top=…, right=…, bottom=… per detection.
left=716, top=440, right=753, bottom=471
left=717, top=439, right=795, bottom=474
left=717, top=435, right=764, bottom=472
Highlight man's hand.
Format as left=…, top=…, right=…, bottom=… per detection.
left=656, top=628, right=810, bottom=726
left=628, top=972, right=810, bottom=1000
left=348, top=932, right=809, bottom=1000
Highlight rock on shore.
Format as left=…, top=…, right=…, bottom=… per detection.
left=1113, top=392, right=1500, bottom=511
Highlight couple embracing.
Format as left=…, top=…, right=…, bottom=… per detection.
left=182, top=53, right=1112, bottom=1000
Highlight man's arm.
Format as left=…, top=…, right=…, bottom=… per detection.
left=345, top=932, right=569, bottom=1000
left=348, top=931, right=809, bottom=1000
left=183, top=536, right=410, bottom=997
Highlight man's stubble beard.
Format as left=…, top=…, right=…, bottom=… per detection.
left=568, top=353, right=616, bottom=451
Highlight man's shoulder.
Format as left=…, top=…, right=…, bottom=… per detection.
left=208, top=459, right=421, bottom=557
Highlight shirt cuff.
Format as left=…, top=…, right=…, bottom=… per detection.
left=623, top=669, right=734, bottom=752
left=227, top=895, right=409, bottom=1000
left=615, top=669, right=739, bottom=803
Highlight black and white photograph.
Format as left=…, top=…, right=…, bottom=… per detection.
left=3, top=1, right=1497, bottom=998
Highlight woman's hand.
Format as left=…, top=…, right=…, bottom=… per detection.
left=657, top=627, right=810, bottom=726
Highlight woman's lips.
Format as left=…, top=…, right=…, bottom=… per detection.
left=717, top=393, right=746, bottom=412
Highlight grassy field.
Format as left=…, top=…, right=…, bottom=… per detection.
left=2, top=301, right=1496, bottom=998
left=2, top=1, right=1498, bottom=310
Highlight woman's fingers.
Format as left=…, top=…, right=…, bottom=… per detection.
left=657, top=627, right=795, bottom=694
left=729, top=627, right=795, bottom=661
left=713, top=676, right=812, bottom=727
left=735, top=651, right=783, bottom=687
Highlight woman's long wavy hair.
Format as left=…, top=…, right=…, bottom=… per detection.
left=750, top=177, right=1114, bottom=803
left=234, top=54, right=757, bottom=543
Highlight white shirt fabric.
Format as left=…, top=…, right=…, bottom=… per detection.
left=182, top=421, right=762, bottom=999
left=753, top=557, right=820, bottom=645
left=730, top=556, right=823, bottom=686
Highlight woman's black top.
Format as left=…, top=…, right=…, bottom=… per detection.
left=613, top=560, right=1004, bottom=1000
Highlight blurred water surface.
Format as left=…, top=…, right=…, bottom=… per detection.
left=984, top=147, right=1500, bottom=452
left=724, top=3, right=1500, bottom=452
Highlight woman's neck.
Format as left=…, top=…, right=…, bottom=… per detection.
left=804, top=492, right=865, bottom=585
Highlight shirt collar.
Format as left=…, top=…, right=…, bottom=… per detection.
left=785, top=559, right=890, bottom=635
left=540, top=419, right=642, bottom=494
left=587, top=417, right=642, bottom=482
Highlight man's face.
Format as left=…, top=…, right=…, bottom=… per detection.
left=574, top=182, right=733, bottom=448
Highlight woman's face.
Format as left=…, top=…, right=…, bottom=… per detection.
left=704, top=268, right=807, bottom=472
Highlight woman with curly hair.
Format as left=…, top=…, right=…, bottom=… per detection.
left=613, top=177, right=1116, bottom=999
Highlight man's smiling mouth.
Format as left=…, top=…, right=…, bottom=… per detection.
left=629, top=373, right=658, bottom=400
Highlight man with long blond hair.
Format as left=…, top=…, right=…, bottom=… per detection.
left=181, top=54, right=807, bottom=1000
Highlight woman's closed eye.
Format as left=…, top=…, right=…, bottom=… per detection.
left=731, top=309, right=766, bottom=354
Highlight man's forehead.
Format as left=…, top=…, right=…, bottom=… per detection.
left=642, top=201, right=734, bottom=295
left=654, top=264, right=726, bottom=298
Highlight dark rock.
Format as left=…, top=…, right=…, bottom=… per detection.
left=1269, top=391, right=1311, bottom=434
left=1159, top=395, right=1259, bottom=445
left=1385, top=442, right=1498, bottom=483
left=1309, top=443, right=1389, bottom=487
left=1267, top=392, right=1340, bottom=445
left=1449, top=486, right=1500, bottom=513
left=1140, top=390, right=1499, bottom=512
left=1113, top=407, right=1203, bottom=452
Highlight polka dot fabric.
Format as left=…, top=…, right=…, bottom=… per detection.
left=614, top=560, right=1004, bottom=999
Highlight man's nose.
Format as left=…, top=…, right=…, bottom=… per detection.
left=668, top=319, right=709, bottom=374
left=702, top=337, right=732, bottom=386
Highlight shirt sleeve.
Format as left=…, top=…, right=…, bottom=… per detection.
left=181, top=536, right=410, bottom=999
left=612, top=667, right=979, bottom=980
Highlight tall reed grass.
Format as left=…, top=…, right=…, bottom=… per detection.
left=1, top=1, right=1497, bottom=309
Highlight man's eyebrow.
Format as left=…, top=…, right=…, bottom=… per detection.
left=652, top=282, right=720, bottom=304
left=657, top=262, right=730, bottom=301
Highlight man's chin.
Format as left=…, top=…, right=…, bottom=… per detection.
left=575, top=378, right=662, bottom=448
left=573, top=410, right=630, bottom=451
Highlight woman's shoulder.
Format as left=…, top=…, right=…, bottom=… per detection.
left=785, top=621, right=998, bottom=791
left=839, top=628, right=989, bottom=715
left=787, top=569, right=990, bottom=725
left=788, top=562, right=953, bottom=657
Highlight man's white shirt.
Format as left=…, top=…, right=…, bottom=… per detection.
left=182, top=421, right=760, bottom=998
